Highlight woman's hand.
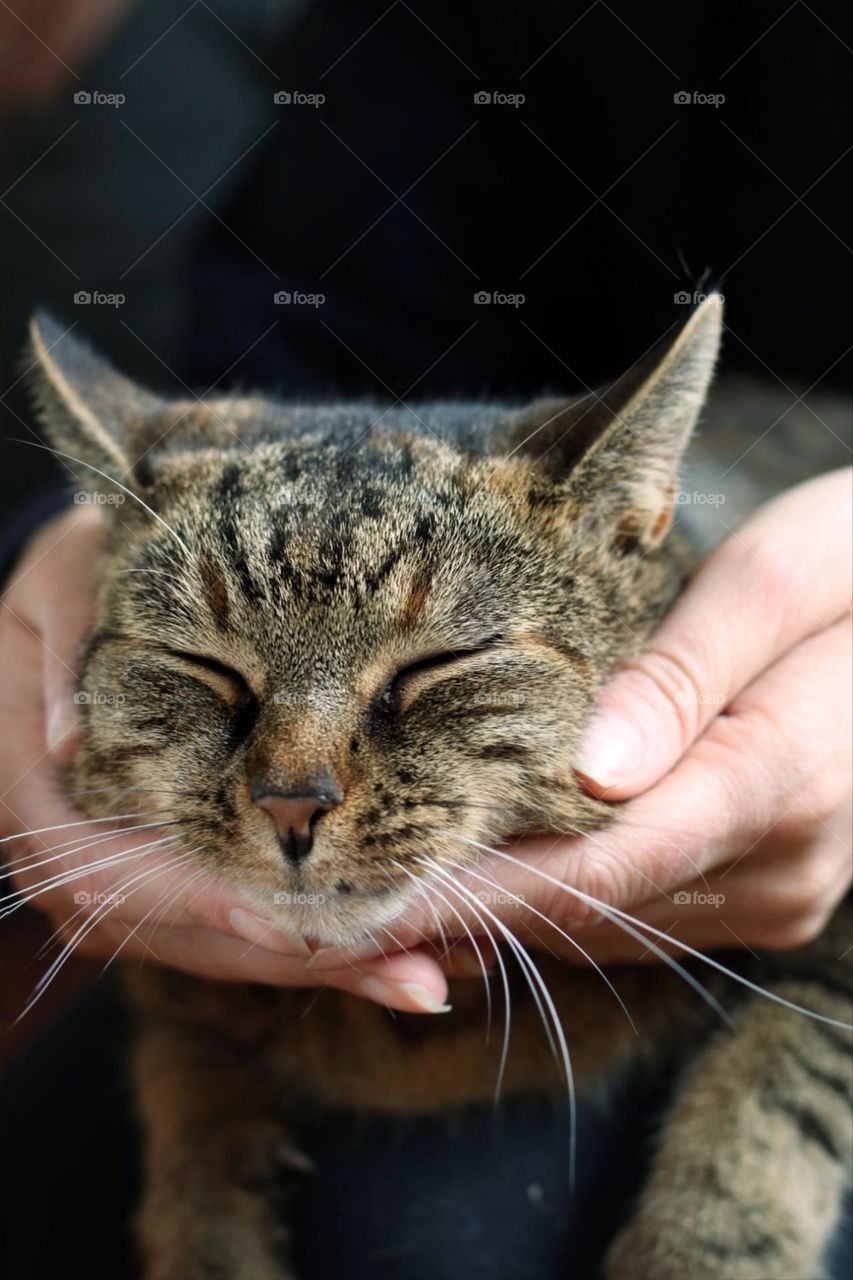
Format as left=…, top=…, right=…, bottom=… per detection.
left=0, top=507, right=450, bottom=1014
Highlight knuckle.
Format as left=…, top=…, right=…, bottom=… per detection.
left=624, top=644, right=716, bottom=745
left=564, top=846, right=636, bottom=920
left=721, top=532, right=798, bottom=628
left=750, top=910, right=828, bottom=952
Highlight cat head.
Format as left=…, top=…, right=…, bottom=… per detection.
left=27, top=299, right=721, bottom=945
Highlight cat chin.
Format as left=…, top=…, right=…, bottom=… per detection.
left=261, top=881, right=416, bottom=949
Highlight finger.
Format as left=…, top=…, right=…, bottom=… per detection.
left=549, top=823, right=850, bottom=965
left=30, top=511, right=106, bottom=759
left=57, top=917, right=450, bottom=1013
left=575, top=468, right=852, bottom=798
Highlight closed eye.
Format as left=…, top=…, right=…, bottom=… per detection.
left=378, top=635, right=504, bottom=713
left=164, top=650, right=255, bottom=702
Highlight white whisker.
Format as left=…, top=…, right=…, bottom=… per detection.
left=392, top=860, right=493, bottom=1037
left=465, top=838, right=852, bottom=1032
left=12, top=438, right=191, bottom=555
left=0, top=809, right=172, bottom=848
left=0, top=834, right=179, bottom=918
left=1, top=818, right=177, bottom=876
left=16, top=850, right=193, bottom=1021
left=424, top=856, right=578, bottom=1187
left=441, top=846, right=638, bottom=1037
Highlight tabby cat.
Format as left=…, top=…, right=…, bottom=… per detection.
left=27, top=296, right=852, bottom=1279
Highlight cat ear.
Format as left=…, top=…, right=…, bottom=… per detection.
left=503, top=294, right=723, bottom=552
left=26, top=312, right=165, bottom=496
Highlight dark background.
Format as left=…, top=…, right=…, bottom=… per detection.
left=0, top=0, right=850, bottom=524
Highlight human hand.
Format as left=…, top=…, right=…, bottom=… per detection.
left=0, top=0, right=133, bottom=115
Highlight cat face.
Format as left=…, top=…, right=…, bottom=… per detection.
left=28, top=299, right=721, bottom=944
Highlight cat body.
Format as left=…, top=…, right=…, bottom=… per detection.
left=27, top=297, right=852, bottom=1279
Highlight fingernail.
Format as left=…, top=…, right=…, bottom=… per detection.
left=228, top=907, right=310, bottom=956
left=575, top=712, right=643, bottom=788
left=355, top=976, right=451, bottom=1013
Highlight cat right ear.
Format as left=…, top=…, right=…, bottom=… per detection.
left=25, top=312, right=165, bottom=497
left=499, top=295, right=722, bottom=552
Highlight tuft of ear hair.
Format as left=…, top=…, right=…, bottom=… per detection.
left=25, top=312, right=165, bottom=499
left=501, top=294, right=723, bottom=552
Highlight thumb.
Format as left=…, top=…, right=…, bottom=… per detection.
left=43, top=626, right=89, bottom=760
left=574, top=471, right=852, bottom=799
left=33, top=511, right=106, bottom=761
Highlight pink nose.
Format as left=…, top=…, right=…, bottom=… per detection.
left=251, top=783, right=341, bottom=864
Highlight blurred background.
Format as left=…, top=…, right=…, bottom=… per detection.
left=0, top=0, right=851, bottom=1072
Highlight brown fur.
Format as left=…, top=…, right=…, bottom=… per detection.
left=26, top=296, right=852, bottom=1279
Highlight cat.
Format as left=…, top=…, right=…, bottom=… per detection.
left=26, top=296, right=852, bottom=1280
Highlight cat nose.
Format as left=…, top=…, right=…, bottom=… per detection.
left=250, top=780, right=342, bottom=864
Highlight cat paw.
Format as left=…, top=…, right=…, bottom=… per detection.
left=604, top=1216, right=825, bottom=1280
left=146, top=1233, right=293, bottom=1280
left=142, top=1204, right=294, bottom=1280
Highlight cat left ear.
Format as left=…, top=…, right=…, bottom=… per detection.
left=26, top=312, right=165, bottom=495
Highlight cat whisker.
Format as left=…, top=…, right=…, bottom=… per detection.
left=423, top=856, right=578, bottom=1187
left=447, top=834, right=731, bottom=1026
left=543, top=817, right=715, bottom=899
left=34, top=837, right=183, bottom=962
left=378, top=924, right=412, bottom=957
left=425, top=857, right=560, bottom=1065
left=16, top=849, right=193, bottom=1022
left=103, top=856, right=206, bottom=972
left=417, top=862, right=511, bottom=1100
left=392, top=859, right=493, bottom=1038
left=0, top=809, right=173, bottom=849
left=64, top=786, right=196, bottom=800
left=461, top=837, right=853, bottom=1032
left=12, top=438, right=191, bottom=555
left=0, top=835, right=181, bottom=920
left=440, top=846, right=638, bottom=1037
left=139, top=863, right=216, bottom=961
left=1, top=818, right=179, bottom=877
